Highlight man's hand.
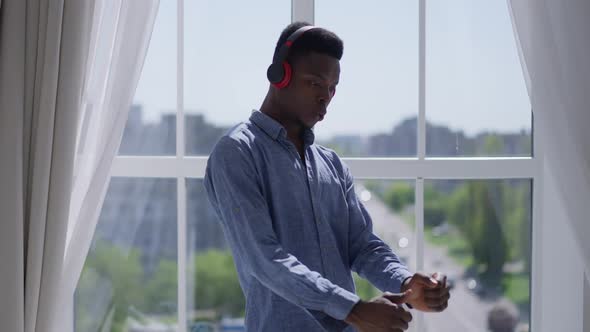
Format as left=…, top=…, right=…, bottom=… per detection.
left=345, top=290, right=413, bottom=332
left=401, top=272, right=451, bottom=312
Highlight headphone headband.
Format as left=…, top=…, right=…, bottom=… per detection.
left=272, top=25, right=317, bottom=64
left=267, top=25, right=317, bottom=88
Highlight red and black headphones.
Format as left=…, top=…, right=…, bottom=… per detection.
left=266, top=25, right=317, bottom=89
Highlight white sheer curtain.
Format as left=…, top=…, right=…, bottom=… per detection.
left=57, top=0, right=160, bottom=324
left=0, top=0, right=159, bottom=331
left=508, top=0, right=590, bottom=279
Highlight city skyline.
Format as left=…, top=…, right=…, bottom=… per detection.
left=133, top=0, right=531, bottom=139
left=121, top=104, right=531, bottom=158
left=127, top=103, right=532, bottom=137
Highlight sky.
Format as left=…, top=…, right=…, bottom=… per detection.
left=133, top=0, right=531, bottom=139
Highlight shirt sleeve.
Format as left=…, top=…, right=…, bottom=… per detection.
left=204, top=137, right=360, bottom=321
left=343, top=164, right=414, bottom=293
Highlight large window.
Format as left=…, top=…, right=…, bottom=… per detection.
left=76, top=1, right=539, bottom=332
left=425, top=0, right=531, bottom=157
left=315, top=0, right=418, bottom=157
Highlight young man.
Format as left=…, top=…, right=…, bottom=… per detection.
left=204, top=22, right=450, bottom=331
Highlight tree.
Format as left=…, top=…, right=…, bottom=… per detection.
left=469, top=182, right=507, bottom=284
left=193, top=250, right=245, bottom=317
left=503, top=182, right=532, bottom=273
left=76, top=267, right=104, bottom=332
left=144, top=259, right=178, bottom=314
left=481, top=135, right=504, bottom=155
left=424, top=184, right=447, bottom=227
left=448, top=182, right=507, bottom=285
left=447, top=184, right=470, bottom=232
left=383, top=183, right=414, bottom=212
left=77, top=241, right=145, bottom=332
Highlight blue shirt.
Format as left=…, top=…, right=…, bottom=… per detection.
left=204, top=110, right=412, bottom=331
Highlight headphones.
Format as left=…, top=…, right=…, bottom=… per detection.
left=267, top=25, right=317, bottom=89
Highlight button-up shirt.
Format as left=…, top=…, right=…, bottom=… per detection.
left=204, top=110, right=412, bottom=331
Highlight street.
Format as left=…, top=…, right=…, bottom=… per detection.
left=357, top=183, right=517, bottom=332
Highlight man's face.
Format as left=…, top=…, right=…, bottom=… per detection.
left=278, top=51, right=340, bottom=129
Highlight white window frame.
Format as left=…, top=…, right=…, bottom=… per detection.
left=110, top=0, right=544, bottom=331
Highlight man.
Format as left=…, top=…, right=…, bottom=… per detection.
left=204, top=22, right=450, bottom=331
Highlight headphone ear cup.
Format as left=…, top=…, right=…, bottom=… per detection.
left=274, top=62, right=292, bottom=89
left=267, top=63, right=284, bottom=85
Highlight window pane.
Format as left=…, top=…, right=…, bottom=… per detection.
left=119, top=1, right=176, bottom=156
left=423, top=179, right=531, bottom=332
left=75, top=178, right=178, bottom=332
left=186, top=179, right=244, bottom=330
left=184, top=1, right=290, bottom=156
left=343, top=180, right=417, bottom=301
left=426, top=1, right=532, bottom=157
left=349, top=180, right=417, bottom=301
left=316, top=1, right=418, bottom=157
left=359, top=180, right=417, bottom=274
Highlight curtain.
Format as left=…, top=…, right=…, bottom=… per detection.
left=0, top=0, right=159, bottom=331
left=0, top=1, right=93, bottom=331
left=60, top=0, right=159, bottom=305
left=508, top=0, right=590, bottom=279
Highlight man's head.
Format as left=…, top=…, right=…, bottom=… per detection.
left=267, top=22, right=343, bottom=130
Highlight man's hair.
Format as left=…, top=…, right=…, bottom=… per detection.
left=272, top=21, right=343, bottom=63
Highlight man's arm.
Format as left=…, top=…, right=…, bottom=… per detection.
left=342, top=162, right=451, bottom=314
left=344, top=164, right=414, bottom=293
left=204, top=137, right=359, bottom=321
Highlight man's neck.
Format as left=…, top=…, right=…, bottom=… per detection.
left=259, top=92, right=304, bottom=147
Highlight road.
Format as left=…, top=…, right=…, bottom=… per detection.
left=356, top=183, right=511, bottom=332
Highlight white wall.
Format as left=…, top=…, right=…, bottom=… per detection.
left=540, top=162, right=584, bottom=331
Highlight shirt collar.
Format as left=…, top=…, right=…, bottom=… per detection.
left=250, top=110, right=315, bottom=146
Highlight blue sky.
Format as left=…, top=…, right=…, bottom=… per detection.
left=133, top=0, right=530, bottom=139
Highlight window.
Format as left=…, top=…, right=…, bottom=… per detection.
left=425, top=0, right=531, bottom=157
left=76, top=1, right=540, bottom=331
left=119, top=1, right=176, bottom=156
left=184, top=0, right=290, bottom=156
left=75, top=178, right=178, bottom=330
left=315, top=0, right=418, bottom=157
left=423, top=180, right=531, bottom=331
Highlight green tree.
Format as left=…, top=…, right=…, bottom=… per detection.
left=502, top=182, right=531, bottom=273
left=447, top=184, right=469, bottom=234
left=383, top=183, right=414, bottom=212
left=470, top=182, right=507, bottom=284
left=144, top=259, right=178, bottom=314
left=77, top=241, right=145, bottom=332
left=193, top=250, right=245, bottom=317
left=424, top=184, right=447, bottom=227
left=481, top=135, right=504, bottom=155
left=76, top=267, right=104, bottom=332
left=448, top=182, right=507, bottom=285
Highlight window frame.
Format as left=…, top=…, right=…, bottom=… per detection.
left=109, top=0, right=543, bottom=331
